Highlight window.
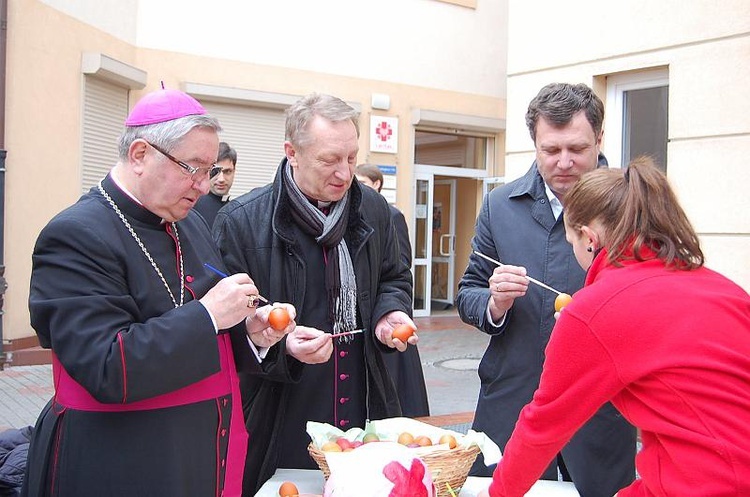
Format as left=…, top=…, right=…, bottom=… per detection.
left=605, top=68, right=669, bottom=172
left=414, top=131, right=489, bottom=170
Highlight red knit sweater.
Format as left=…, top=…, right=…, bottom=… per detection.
left=488, top=250, right=750, bottom=496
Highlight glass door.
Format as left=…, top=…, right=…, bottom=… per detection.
left=431, top=180, right=456, bottom=309
left=412, top=173, right=434, bottom=317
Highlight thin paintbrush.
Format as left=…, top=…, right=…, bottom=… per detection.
left=330, top=329, right=365, bottom=339
left=203, top=263, right=269, bottom=303
left=473, top=250, right=563, bottom=296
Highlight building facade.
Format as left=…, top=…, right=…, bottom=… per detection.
left=1, top=0, right=748, bottom=357
left=504, top=0, right=749, bottom=295
left=0, top=0, right=508, bottom=353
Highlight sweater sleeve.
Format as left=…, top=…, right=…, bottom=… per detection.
left=488, top=311, right=626, bottom=496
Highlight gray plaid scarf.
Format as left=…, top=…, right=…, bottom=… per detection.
left=283, top=161, right=358, bottom=340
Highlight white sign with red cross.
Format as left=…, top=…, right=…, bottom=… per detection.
left=369, top=115, right=398, bottom=154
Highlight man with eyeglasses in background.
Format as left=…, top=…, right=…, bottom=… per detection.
left=194, top=141, right=238, bottom=226
left=22, top=88, right=294, bottom=497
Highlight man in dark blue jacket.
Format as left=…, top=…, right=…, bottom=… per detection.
left=456, top=83, right=636, bottom=497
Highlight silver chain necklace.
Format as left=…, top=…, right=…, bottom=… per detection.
left=98, top=181, right=185, bottom=308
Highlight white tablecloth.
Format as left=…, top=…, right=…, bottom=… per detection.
left=254, top=468, right=580, bottom=496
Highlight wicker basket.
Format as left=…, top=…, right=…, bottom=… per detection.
left=307, top=442, right=481, bottom=497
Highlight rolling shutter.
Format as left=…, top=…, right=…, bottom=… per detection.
left=81, top=76, right=129, bottom=193
left=200, top=101, right=286, bottom=199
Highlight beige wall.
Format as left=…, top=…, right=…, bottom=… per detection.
left=3, top=1, right=505, bottom=341
left=505, top=0, right=750, bottom=291
left=4, top=0, right=139, bottom=341
left=41, top=0, right=507, bottom=98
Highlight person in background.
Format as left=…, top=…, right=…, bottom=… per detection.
left=213, top=93, right=415, bottom=494
left=456, top=83, right=636, bottom=496
left=355, top=164, right=410, bottom=268
left=194, top=141, right=237, bottom=226
left=480, top=156, right=750, bottom=496
left=22, top=88, right=294, bottom=497
left=355, top=162, right=429, bottom=417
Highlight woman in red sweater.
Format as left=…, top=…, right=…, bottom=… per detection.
left=480, top=156, right=750, bottom=497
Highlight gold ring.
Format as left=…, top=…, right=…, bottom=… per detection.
left=247, top=295, right=259, bottom=308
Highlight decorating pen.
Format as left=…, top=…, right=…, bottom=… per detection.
left=330, top=329, right=365, bottom=339
left=203, top=263, right=269, bottom=304
left=203, top=262, right=228, bottom=278
left=473, top=250, right=563, bottom=295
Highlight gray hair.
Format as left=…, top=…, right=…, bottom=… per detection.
left=525, top=83, right=604, bottom=143
left=118, top=114, right=222, bottom=159
left=285, top=93, right=360, bottom=149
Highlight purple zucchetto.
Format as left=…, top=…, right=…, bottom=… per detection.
left=125, top=88, right=206, bottom=126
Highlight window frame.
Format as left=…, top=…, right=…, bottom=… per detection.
left=604, top=68, right=669, bottom=169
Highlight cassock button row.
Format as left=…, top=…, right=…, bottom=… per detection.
left=186, top=275, right=194, bottom=283
left=339, top=374, right=349, bottom=381
left=339, top=419, right=350, bottom=427
left=339, top=350, right=348, bottom=358
left=339, top=397, right=349, bottom=404
left=221, top=428, right=227, bottom=437
left=223, top=398, right=228, bottom=407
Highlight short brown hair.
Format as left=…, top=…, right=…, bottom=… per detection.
left=525, top=83, right=604, bottom=144
left=355, top=164, right=384, bottom=192
left=217, top=142, right=237, bottom=166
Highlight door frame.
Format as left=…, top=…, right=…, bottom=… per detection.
left=604, top=68, right=669, bottom=169
left=412, top=172, right=434, bottom=317
left=432, top=179, right=457, bottom=308
left=411, top=165, right=487, bottom=316
left=482, top=176, right=505, bottom=198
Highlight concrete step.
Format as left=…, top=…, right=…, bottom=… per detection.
left=4, top=346, right=51, bottom=367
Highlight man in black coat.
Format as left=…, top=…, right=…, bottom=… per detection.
left=213, top=93, right=415, bottom=495
left=23, top=88, right=292, bottom=497
left=194, top=141, right=238, bottom=226
left=355, top=163, right=429, bottom=418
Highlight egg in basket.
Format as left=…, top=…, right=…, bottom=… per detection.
left=306, top=417, right=501, bottom=497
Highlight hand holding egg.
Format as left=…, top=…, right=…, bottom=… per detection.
left=375, top=311, right=418, bottom=351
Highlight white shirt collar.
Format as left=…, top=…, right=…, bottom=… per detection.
left=110, top=169, right=143, bottom=206
left=109, top=168, right=169, bottom=224
left=544, top=183, right=563, bottom=220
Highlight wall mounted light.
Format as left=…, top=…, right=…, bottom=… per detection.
left=371, top=93, right=391, bottom=111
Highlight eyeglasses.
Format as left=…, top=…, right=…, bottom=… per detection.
left=147, top=142, right=221, bottom=180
